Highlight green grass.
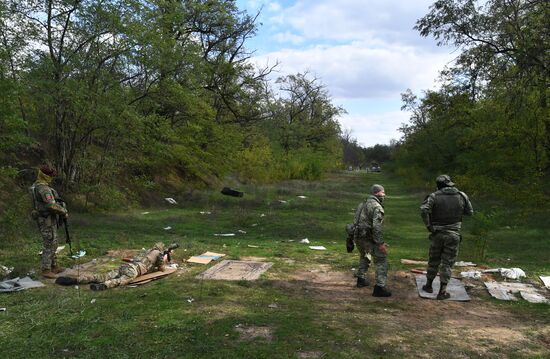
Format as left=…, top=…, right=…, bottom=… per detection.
left=1, top=171, right=549, bottom=358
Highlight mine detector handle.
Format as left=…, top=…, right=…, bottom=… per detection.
left=164, top=243, right=180, bottom=262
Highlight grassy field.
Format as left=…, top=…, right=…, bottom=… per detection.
left=1, top=171, right=549, bottom=358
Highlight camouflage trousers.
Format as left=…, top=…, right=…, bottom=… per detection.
left=426, top=230, right=461, bottom=284
left=37, top=216, right=58, bottom=271
left=79, top=263, right=140, bottom=288
left=355, top=237, right=388, bottom=287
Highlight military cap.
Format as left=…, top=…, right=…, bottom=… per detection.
left=371, top=184, right=385, bottom=194
left=435, top=174, right=455, bottom=187
left=40, top=165, right=57, bottom=177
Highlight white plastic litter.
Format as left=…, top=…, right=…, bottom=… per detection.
left=455, top=261, right=477, bottom=267
left=297, top=196, right=307, bottom=199
left=520, top=291, right=550, bottom=304
left=484, top=281, right=549, bottom=304
left=163, top=226, right=172, bottom=230
left=187, top=298, right=194, bottom=303
left=90, top=299, right=96, bottom=304
left=71, top=250, right=86, bottom=259
left=164, top=197, right=177, bottom=204
left=539, top=276, right=550, bottom=289
left=483, top=268, right=526, bottom=280
left=214, top=233, right=236, bottom=237
left=200, top=211, right=211, bottom=215
left=0, top=308, right=6, bottom=312
left=278, top=200, right=288, bottom=204
left=238, top=230, right=247, bottom=234
left=260, top=213, right=266, bottom=217
left=300, top=238, right=310, bottom=244
left=247, top=245, right=259, bottom=248
left=460, top=271, right=482, bottom=279
left=309, top=246, right=327, bottom=251
left=141, top=212, right=150, bottom=215
left=0, top=265, right=14, bottom=278
left=251, top=223, right=258, bottom=227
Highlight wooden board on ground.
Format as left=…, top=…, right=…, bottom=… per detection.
left=187, top=252, right=226, bottom=265
left=129, top=267, right=177, bottom=284
left=415, top=275, right=471, bottom=302
left=197, top=260, right=273, bottom=281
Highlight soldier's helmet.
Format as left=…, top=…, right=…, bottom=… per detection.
left=152, top=242, right=165, bottom=252
left=436, top=174, right=455, bottom=188
left=39, top=165, right=57, bottom=177
left=371, top=184, right=385, bottom=194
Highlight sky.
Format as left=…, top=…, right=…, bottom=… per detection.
left=236, top=0, right=458, bottom=147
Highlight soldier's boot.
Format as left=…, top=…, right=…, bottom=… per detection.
left=422, top=277, right=434, bottom=293
left=55, top=276, right=78, bottom=286
left=51, top=266, right=66, bottom=274
left=356, top=277, right=369, bottom=288
left=372, top=285, right=392, bottom=297
left=41, top=270, right=57, bottom=279
left=90, top=283, right=107, bottom=291
left=436, top=282, right=450, bottom=300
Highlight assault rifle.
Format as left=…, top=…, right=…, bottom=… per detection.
left=57, top=199, right=73, bottom=256
left=164, top=243, right=180, bottom=262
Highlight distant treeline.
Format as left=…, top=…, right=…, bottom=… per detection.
left=0, top=0, right=344, bottom=217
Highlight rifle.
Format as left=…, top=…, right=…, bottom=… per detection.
left=60, top=216, right=73, bottom=256
left=163, top=243, right=179, bottom=262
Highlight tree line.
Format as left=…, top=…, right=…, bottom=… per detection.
left=0, top=0, right=344, bottom=217
left=391, top=0, right=549, bottom=202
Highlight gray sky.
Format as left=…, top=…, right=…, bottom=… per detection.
left=237, top=0, right=457, bottom=147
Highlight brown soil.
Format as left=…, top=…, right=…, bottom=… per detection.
left=234, top=324, right=273, bottom=342
left=273, top=265, right=550, bottom=358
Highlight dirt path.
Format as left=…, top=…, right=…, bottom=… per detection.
left=273, top=265, right=550, bottom=358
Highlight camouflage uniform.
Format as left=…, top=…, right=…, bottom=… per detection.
left=30, top=170, right=68, bottom=272
left=421, top=185, right=473, bottom=285
left=77, top=245, right=167, bottom=288
left=354, top=195, right=387, bottom=287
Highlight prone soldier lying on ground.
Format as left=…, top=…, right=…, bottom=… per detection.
left=55, top=242, right=178, bottom=290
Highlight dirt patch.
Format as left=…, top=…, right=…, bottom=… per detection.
left=296, top=351, right=325, bottom=358
left=239, top=256, right=268, bottom=262
left=234, top=324, right=273, bottom=342
left=106, top=249, right=140, bottom=258
left=275, top=265, right=550, bottom=357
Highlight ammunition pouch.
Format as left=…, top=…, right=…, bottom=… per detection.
left=30, top=210, right=40, bottom=220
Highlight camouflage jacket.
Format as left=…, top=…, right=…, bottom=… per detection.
left=354, top=195, right=385, bottom=244
left=30, top=177, right=68, bottom=218
left=420, top=187, right=473, bottom=233
left=133, top=248, right=166, bottom=275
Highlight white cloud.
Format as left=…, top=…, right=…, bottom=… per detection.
left=338, top=111, right=410, bottom=147
left=268, top=2, right=282, bottom=12
left=272, top=31, right=305, bottom=44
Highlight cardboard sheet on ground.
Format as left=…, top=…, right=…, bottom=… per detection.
left=197, top=260, right=273, bottom=281
left=187, top=252, right=226, bottom=265
left=0, top=277, right=45, bottom=293
left=484, top=281, right=549, bottom=304
left=415, top=275, right=471, bottom=301
left=401, top=259, right=428, bottom=265
left=128, top=267, right=177, bottom=285
left=539, top=276, right=550, bottom=289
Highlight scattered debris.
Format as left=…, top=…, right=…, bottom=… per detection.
left=309, top=246, right=327, bottom=251
left=90, top=299, right=96, bottom=304
left=200, top=211, right=211, bottom=215
left=238, top=230, right=247, bottom=234
left=268, top=303, right=278, bottom=309
left=251, top=223, right=258, bottom=227
left=141, top=212, right=150, bottom=215
left=163, top=226, right=172, bottom=230
left=0, top=265, right=14, bottom=279
left=221, top=187, right=244, bottom=197
left=187, top=297, right=194, bottom=303
left=214, top=233, right=235, bottom=237
left=400, top=259, right=428, bottom=265
left=484, top=281, right=549, bottom=303
left=415, top=275, right=471, bottom=301
left=460, top=271, right=482, bottom=279
left=297, top=195, right=307, bottom=199
left=187, top=252, right=226, bottom=265
left=197, top=260, right=273, bottom=281
left=260, top=213, right=266, bottom=217
left=300, top=238, right=310, bottom=244
left=247, top=245, right=259, bottom=248
left=164, top=197, right=177, bottom=204
left=38, top=245, right=65, bottom=255
left=0, top=307, right=6, bottom=312
left=71, top=250, right=86, bottom=259
left=483, top=268, right=526, bottom=280
left=539, top=276, right=550, bottom=289
left=278, top=200, right=288, bottom=204
left=455, top=261, right=477, bottom=267
left=0, top=277, right=45, bottom=293
left=234, top=324, right=273, bottom=341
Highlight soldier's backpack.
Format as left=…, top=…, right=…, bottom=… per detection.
left=345, top=201, right=367, bottom=253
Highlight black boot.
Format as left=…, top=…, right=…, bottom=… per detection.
left=372, top=285, right=392, bottom=297
left=55, top=277, right=78, bottom=286
left=356, top=277, right=369, bottom=288
left=90, top=283, right=107, bottom=291
left=437, top=282, right=450, bottom=300
left=422, top=277, right=434, bottom=293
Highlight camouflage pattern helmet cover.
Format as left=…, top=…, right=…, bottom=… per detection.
left=436, top=174, right=455, bottom=187
left=152, top=242, right=165, bottom=252
left=371, top=184, right=385, bottom=195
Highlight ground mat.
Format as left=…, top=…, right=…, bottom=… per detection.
left=197, top=260, right=273, bottom=281
left=415, top=274, right=470, bottom=301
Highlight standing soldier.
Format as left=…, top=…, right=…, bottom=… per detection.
left=30, top=165, right=68, bottom=278
left=421, top=175, right=473, bottom=300
left=353, top=184, right=391, bottom=297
